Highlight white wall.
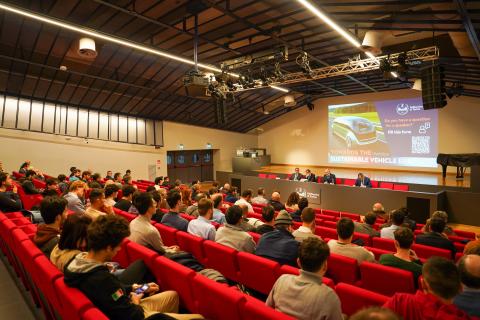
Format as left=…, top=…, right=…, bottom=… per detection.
left=258, top=89, right=480, bottom=173
left=0, top=121, right=258, bottom=180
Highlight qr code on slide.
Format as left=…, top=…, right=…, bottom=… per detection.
left=412, top=136, right=430, bottom=154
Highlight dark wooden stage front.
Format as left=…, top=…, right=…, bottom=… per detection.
left=256, top=165, right=470, bottom=188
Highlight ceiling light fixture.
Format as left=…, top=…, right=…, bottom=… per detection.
left=0, top=3, right=289, bottom=93
left=270, top=85, right=289, bottom=93
left=296, top=0, right=398, bottom=79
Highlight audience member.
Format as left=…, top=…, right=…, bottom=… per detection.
left=422, top=211, right=456, bottom=236
left=0, top=172, right=22, bottom=212
left=322, top=169, right=336, bottom=184
left=350, top=307, right=400, bottom=320
left=234, top=189, right=254, bottom=214
left=191, top=183, right=200, bottom=200
left=256, top=210, right=300, bottom=266
left=105, top=171, right=114, bottom=181
left=34, top=196, right=68, bottom=258
left=285, top=192, right=300, bottom=211
left=179, top=187, right=192, bottom=213
left=251, top=187, right=269, bottom=205
left=114, top=185, right=136, bottom=212
left=161, top=190, right=189, bottom=232
left=22, top=170, right=41, bottom=194
left=328, top=218, right=375, bottom=264
left=50, top=213, right=92, bottom=271
left=85, top=188, right=113, bottom=221
left=129, top=192, right=178, bottom=255
left=208, top=187, right=218, bottom=198
left=187, top=198, right=216, bottom=241
left=185, top=193, right=206, bottom=217
left=57, top=174, right=68, bottom=194
left=354, top=212, right=380, bottom=237
left=154, top=176, right=164, bottom=191
left=150, top=191, right=165, bottom=223
left=379, top=227, right=422, bottom=283
left=89, top=173, right=103, bottom=189
left=266, top=237, right=342, bottom=320
left=64, top=215, right=200, bottom=320
left=225, top=186, right=239, bottom=203
left=123, top=175, right=133, bottom=186
left=211, top=193, right=226, bottom=225
left=355, top=173, right=372, bottom=188
left=416, top=217, right=456, bottom=259
left=237, top=204, right=256, bottom=232
left=289, top=167, right=303, bottom=181
left=220, top=183, right=230, bottom=194
left=64, top=181, right=87, bottom=214
left=381, top=209, right=405, bottom=240
left=113, top=172, right=123, bottom=187
left=19, top=161, right=30, bottom=174
left=162, top=176, right=171, bottom=188
left=269, top=192, right=285, bottom=211
left=69, top=169, right=81, bottom=182
left=383, top=257, right=471, bottom=320
left=42, top=178, right=60, bottom=197
left=215, top=205, right=256, bottom=253
left=69, top=166, right=77, bottom=178
left=128, top=191, right=141, bottom=214
left=256, top=206, right=276, bottom=234
left=399, top=207, right=416, bottom=230
left=291, top=197, right=308, bottom=222
left=292, top=208, right=320, bottom=242
left=372, top=202, right=388, bottom=220
left=104, top=184, right=120, bottom=206
left=81, top=171, right=92, bottom=183
left=454, top=254, right=480, bottom=317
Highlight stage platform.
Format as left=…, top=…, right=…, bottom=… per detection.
left=256, top=165, right=470, bottom=188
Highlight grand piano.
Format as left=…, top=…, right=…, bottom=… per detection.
left=437, top=153, right=480, bottom=179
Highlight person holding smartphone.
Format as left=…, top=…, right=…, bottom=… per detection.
left=64, top=215, right=202, bottom=320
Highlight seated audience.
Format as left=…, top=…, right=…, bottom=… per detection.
left=57, top=174, right=68, bottom=194
left=322, top=169, right=336, bottom=184
left=81, top=170, right=91, bottom=183
left=383, top=257, right=472, bottom=320
left=161, top=176, right=171, bottom=188
left=224, top=186, right=239, bottom=203
left=372, top=202, right=388, bottom=220
left=154, top=176, right=164, bottom=191
left=69, top=166, right=77, bottom=178
left=285, top=191, right=300, bottom=211
left=34, top=196, right=68, bottom=258
left=464, top=240, right=480, bottom=255
left=305, top=169, right=316, bottom=182
left=355, top=173, right=372, bottom=188
left=104, top=183, right=120, bottom=207
left=354, top=212, right=380, bottom=237
left=86, top=188, right=113, bottom=221
left=185, top=193, right=206, bottom=217
left=416, top=217, right=456, bottom=258
left=381, top=209, right=405, bottom=240
left=211, top=193, right=226, bottom=225
left=89, top=173, right=103, bottom=189
left=293, top=208, right=320, bottom=242
left=50, top=213, right=92, bottom=271
left=64, top=215, right=200, bottom=320
left=187, top=198, right=216, bottom=241
left=0, top=172, right=22, bottom=212
left=234, top=189, right=254, bottom=214
left=422, top=211, right=456, bottom=236
left=350, top=307, right=400, bottom=320
left=291, top=197, right=308, bottom=222
left=179, top=187, right=192, bottom=213
left=64, top=181, right=87, bottom=214
left=215, top=205, right=256, bottom=253
left=289, top=167, right=303, bottom=181
left=42, top=178, right=60, bottom=197
left=379, top=227, right=423, bottom=283
left=114, top=185, right=136, bottom=212
left=150, top=191, right=165, bottom=223
left=256, top=206, right=276, bottom=234
left=256, top=210, right=300, bottom=266
left=69, top=169, right=81, bottom=182
left=157, top=188, right=169, bottom=211
left=328, top=218, right=375, bottom=264
left=237, top=204, right=256, bottom=232
left=129, top=192, right=178, bottom=255
left=113, top=172, right=123, bottom=187
left=399, top=207, right=416, bottom=230
left=105, top=170, right=114, bottom=181
left=269, top=191, right=285, bottom=211
left=208, top=187, right=218, bottom=198
left=220, top=183, right=230, bottom=194
left=266, top=237, right=342, bottom=320
left=19, top=161, right=30, bottom=174
left=128, top=191, right=141, bottom=214
left=22, top=170, right=42, bottom=194
left=454, top=254, right=480, bottom=317
left=161, top=190, right=189, bottom=232
left=191, top=183, right=200, bottom=200
left=251, top=187, right=269, bottom=205
left=123, top=175, right=134, bottom=187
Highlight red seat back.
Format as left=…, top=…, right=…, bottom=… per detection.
left=203, top=240, right=240, bottom=282
left=372, top=237, right=396, bottom=251
left=125, top=241, right=159, bottom=270
left=153, top=223, right=178, bottom=246
left=326, top=253, right=359, bottom=284
left=237, top=252, right=280, bottom=295
left=258, top=173, right=267, bottom=179
left=371, top=180, right=379, bottom=188
left=176, top=231, right=206, bottom=264
left=54, top=279, right=98, bottom=320
left=335, top=282, right=389, bottom=316
left=322, top=210, right=340, bottom=218
left=364, top=246, right=392, bottom=260
left=340, top=212, right=360, bottom=221
left=247, top=231, right=261, bottom=244
left=412, top=243, right=452, bottom=260
left=267, top=174, right=277, bottom=179
left=344, top=179, right=356, bottom=186
left=81, top=307, right=109, bottom=320
left=241, top=296, right=295, bottom=320
left=453, top=230, right=476, bottom=239
left=359, top=261, right=415, bottom=296
left=353, top=232, right=371, bottom=246
left=393, top=184, right=409, bottom=191
left=315, top=226, right=338, bottom=239
left=379, top=182, right=394, bottom=189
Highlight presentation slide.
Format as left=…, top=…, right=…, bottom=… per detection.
left=328, top=97, right=438, bottom=168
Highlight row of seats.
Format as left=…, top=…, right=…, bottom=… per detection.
left=114, top=209, right=422, bottom=298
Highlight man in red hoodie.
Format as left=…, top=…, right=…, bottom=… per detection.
left=384, top=256, right=475, bottom=320
left=33, top=196, right=68, bottom=258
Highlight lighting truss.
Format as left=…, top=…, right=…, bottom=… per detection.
left=228, top=46, right=439, bottom=93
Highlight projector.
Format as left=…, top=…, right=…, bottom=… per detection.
left=184, top=71, right=210, bottom=97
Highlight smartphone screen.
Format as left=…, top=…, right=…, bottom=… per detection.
left=134, top=284, right=149, bottom=295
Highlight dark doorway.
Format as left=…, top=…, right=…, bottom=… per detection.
left=167, top=150, right=214, bottom=183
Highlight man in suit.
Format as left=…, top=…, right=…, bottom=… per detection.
left=322, top=169, right=336, bottom=184
left=416, top=217, right=456, bottom=259
left=289, top=168, right=303, bottom=181
left=355, top=173, right=372, bottom=188
left=305, top=169, right=316, bottom=182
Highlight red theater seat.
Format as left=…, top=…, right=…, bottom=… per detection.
left=153, top=223, right=178, bottom=246
left=322, top=210, right=340, bottom=218
left=340, top=212, right=361, bottom=221
left=247, top=231, right=261, bottom=244
left=32, top=255, right=64, bottom=318
left=111, top=238, right=130, bottom=268
left=241, top=296, right=295, bottom=320
left=379, top=182, right=394, bottom=189
left=411, top=243, right=452, bottom=260
left=258, top=173, right=267, bottom=179
left=393, top=184, right=409, bottom=191
left=192, top=274, right=245, bottom=320
left=237, top=252, right=280, bottom=295
left=317, top=214, right=337, bottom=222
left=336, top=178, right=342, bottom=184
left=453, top=230, right=476, bottom=239
left=54, top=279, right=100, bottom=320
left=176, top=231, right=206, bottom=264
left=372, top=237, right=396, bottom=252
left=327, top=253, right=359, bottom=284
left=359, top=261, right=415, bottom=296
left=81, top=307, right=109, bottom=320
left=323, top=220, right=337, bottom=229
left=344, top=179, right=356, bottom=186
left=315, top=226, right=338, bottom=239
left=353, top=232, right=371, bottom=246
left=203, top=240, right=240, bottom=282
left=370, top=180, right=379, bottom=188
left=364, top=246, right=392, bottom=260
left=267, top=174, right=277, bottom=179
left=126, top=241, right=159, bottom=270
left=335, top=282, right=389, bottom=316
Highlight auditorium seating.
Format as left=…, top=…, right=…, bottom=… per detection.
left=379, top=182, right=394, bottom=189
left=176, top=231, right=207, bottom=264
left=237, top=252, right=280, bottom=295
left=411, top=243, right=452, bottom=260
left=203, top=240, right=241, bottom=282
left=326, top=253, right=359, bottom=284
left=343, top=179, right=356, bottom=186
left=358, top=262, right=415, bottom=296
left=335, top=283, right=389, bottom=316
left=393, top=184, right=409, bottom=191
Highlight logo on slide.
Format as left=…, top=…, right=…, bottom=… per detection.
left=396, top=103, right=409, bottom=115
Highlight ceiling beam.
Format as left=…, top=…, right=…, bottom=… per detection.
left=453, top=0, right=480, bottom=61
